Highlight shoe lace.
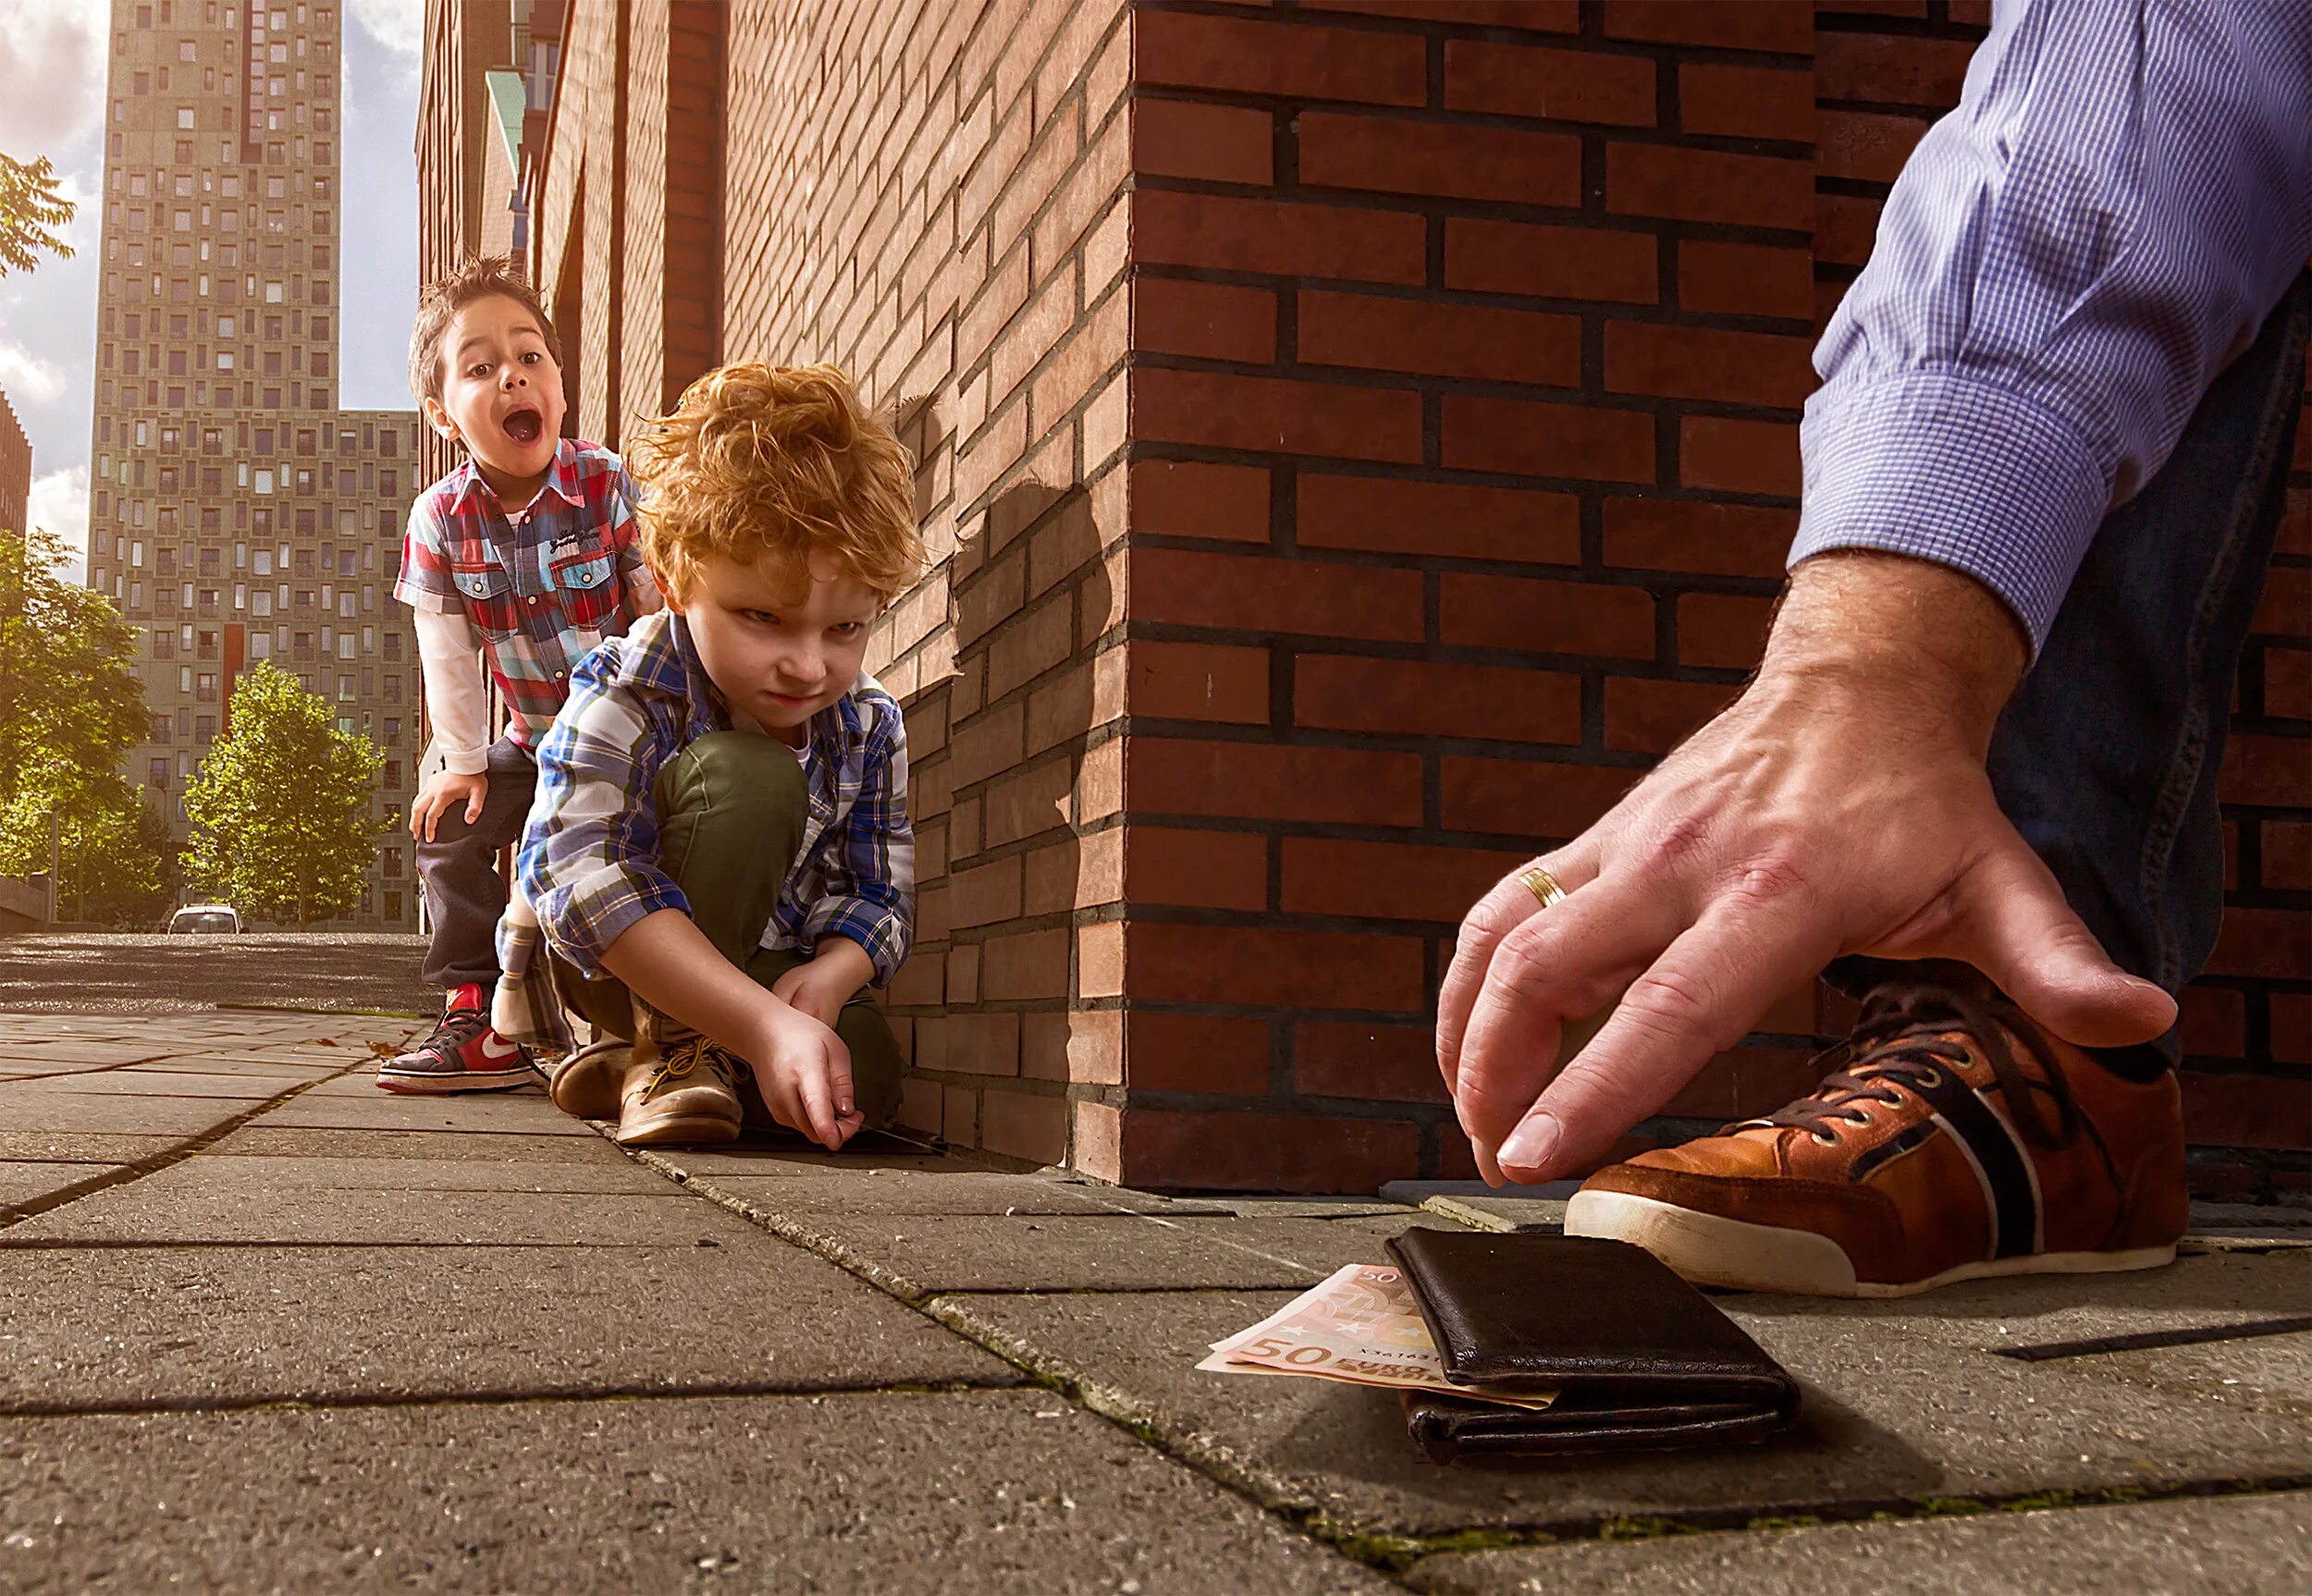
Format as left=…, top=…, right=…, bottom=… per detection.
left=420, top=1005, right=490, bottom=1055
left=1739, top=980, right=2082, bottom=1150
left=643, top=1035, right=737, bottom=1099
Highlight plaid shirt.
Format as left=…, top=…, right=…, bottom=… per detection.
left=504, top=608, right=915, bottom=999
left=393, top=438, right=652, bottom=747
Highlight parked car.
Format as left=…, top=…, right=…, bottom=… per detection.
left=166, top=904, right=243, bottom=935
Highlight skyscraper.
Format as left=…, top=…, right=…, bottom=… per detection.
left=81, top=0, right=422, bottom=928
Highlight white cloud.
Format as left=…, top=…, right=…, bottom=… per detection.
left=348, top=0, right=424, bottom=60
left=27, top=464, right=89, bottom=579
left=0, top=0, right=109, bottom=151
left=0, top=339, right=65, bottom=406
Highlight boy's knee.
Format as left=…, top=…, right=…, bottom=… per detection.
left=658, top=730, right=808, bottom=823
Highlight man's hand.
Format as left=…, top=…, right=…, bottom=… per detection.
left=745, top=1000, right=864, bottom=1150
left=1438, top=552, right=2178, bottom=1186
left=409, top=768, right=488, bottom=842
left=769, top=939, right=874, bottom=1028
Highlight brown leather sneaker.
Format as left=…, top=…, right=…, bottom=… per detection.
left=615, top=1035, right=744, bottom=1147
left=547, top=1036, right=637, bottom=1121
left=1565, top=979, right=2187, bottom=1297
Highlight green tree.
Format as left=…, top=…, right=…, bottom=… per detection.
left=182, top=662, right=391, bottom=930
left=0, top=768, right=175, bottom=926
left=0, top=152, right=75, bottom=276
left=0, top=524, right=151, bottom=806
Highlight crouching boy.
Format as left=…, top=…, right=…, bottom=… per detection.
left=494, top=362, right=925, bottom=1148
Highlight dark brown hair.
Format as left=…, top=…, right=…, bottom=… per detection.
left=406, top=255, right=561, bottom=405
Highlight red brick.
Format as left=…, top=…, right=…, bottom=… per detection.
left=1306, top=0, right=1577, bottom=30
left=1605, top=676, right=1740, bottom=753
left=1132, top=738, right=1425, bottom=826
left=1137, top=9, right=1427, bottom=106
left=2253, top=564, right=2309, bottom=637
left=982, top=757, right=1076, bottom=848
left=1441, top=572, right=1655, bottom=659
left=1607, top=145, right=1813, bottom=230
left=1445, top=219, right=1659, bottom=304
left=1444, top=396, right=1656, bottom=484
left=1442, top=755, right=1640, bottom=838
left=1297, top=656, right=1582, bottom=744
left=1677, top=592, right=1777, bottom=670
left=1662, top=1048, right=1826, bottom=1119
left=1444, top=41, right=1655, bottom=127
left=950, top=856, right=1025, bottom=929
left=1299, top=114, right=1582, bottom=208
left=1681, top=416, right=1802, bottom=497
left=1135, top=276, right=1278, bottom=364
left=2219, top=734, right=2312, bottom=809
left=981, top=1089, right=1069, bottom=1165
left=1606, top=322, right=1818, bottom=408
left=1282, top=838, right=1530, bottom=923
left=2270, top=993, right=2312, bottom=1065
left=2203, top=908, right=2311, bottom=979
left=1819, top=109, right=1931, bottom=184
left=1296, top=1021, right=1447, bottom=1104
left=1130, top=640, right=1272, bottom=724
left=2183, top=1073, right=2312, bottom=1150
left=1133, top=96, right=1274, bottom=185
left=1679, top=63, right=1813, bottom=141
left=1129, top=922, right=1427, bottom=1012
left=1299, top=474, right=1582, bottom=563
left=1125, top=1011, right=1273, bottom=1095
left=1125, top=825, right=1270, bottom=911
left=2279, top=487, right=2310, bottom=558
left=981, top=928, right=1070, bottom=1001
left=2268, top=646, right=2312, bottom=721
left=1133, top=458, right=1272, bottom=544
left=1135, top=367, right=1424, bottom=464
left=1604, top=0, right=1814, bottom=51
left=1816, top=31, right=1977, bottom=108
left=946, top=1013, right=1024, bottom=1077
left=2263, top=820, right=2312, bottom=892
left=1299, top=290, right=1581, bottom=386
left=1679, top=241, right=1816, bottom=320
left=2179, top=984, right=2246, bottom=1058
left=1815, top=193, right=1884, bottom=269
left=1605, top=497, right=1798, bottom=577
left=1134, top=546, right=1425, bottom=642
left=1135, top=190, right=1427, bottom=286
left=1116, top=1108, right=1421, bottom=1193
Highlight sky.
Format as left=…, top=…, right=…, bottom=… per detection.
left=0, top=0, right=424, bottom=575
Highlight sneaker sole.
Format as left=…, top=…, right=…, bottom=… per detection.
left=1564, top=1190, right=2177, bottom=1299
left=375, top=1068, right=535, bottom=1095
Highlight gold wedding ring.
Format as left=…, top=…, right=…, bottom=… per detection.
left=1517, top=865, right=1566, bottom=910
left=1509, top=863, right=1618, bottom=1072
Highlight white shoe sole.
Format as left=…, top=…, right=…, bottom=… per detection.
left=375, top=1066, right=535, bottom=1094
left=1564, top=1190, right=2177, bottom=1299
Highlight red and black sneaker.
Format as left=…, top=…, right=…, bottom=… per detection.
left=376, top=983, right=535, bottom=1094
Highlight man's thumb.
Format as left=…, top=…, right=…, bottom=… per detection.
left=1957, top=844, right=2176, bottom=1049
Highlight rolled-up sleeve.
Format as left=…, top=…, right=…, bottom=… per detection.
left=516, top=644, right=690, bottom=976
left=798, top=712, right=916, bottom=987
left=1794, top=0, right=2312, bottom=656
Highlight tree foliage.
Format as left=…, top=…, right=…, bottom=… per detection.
left=0, top=151, right=75, bottom=276
left=0, top=523, right=152, bottom=813
left=0, top=769, right=175, bottom=927
left=183, top=663, right=391, bottom=930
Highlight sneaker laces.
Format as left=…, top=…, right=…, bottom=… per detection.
left=413, top=1004, right=490, bottom=1059
left=1740, top=980, right=2082, bottom=1151
left=642, top=1035, right=738, bottom=1100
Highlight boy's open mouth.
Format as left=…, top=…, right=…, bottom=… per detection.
left=502, top=406, right=543, bottom=445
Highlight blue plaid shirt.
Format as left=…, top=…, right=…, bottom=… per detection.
left=1796, top=0, right=2312, bottom=657
left=510, top=609, right=915, bottom=987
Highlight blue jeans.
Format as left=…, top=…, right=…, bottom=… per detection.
left=1832, top=271, right=2311, bottom=1072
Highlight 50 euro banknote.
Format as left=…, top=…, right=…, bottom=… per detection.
left=1197, top=1262, right=1557, bottom=1412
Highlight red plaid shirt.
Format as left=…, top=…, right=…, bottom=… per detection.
left=393, top=439, right=654, bottom=748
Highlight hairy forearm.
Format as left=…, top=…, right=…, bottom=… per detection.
left=1763, top=550, right=2029, bottom=756
left=596, top=909, right=778, bottom=1052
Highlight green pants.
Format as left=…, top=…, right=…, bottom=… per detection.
left=554, top=730, right=905, bottom=1133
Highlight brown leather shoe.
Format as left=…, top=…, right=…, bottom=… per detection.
left=547, top=1037, right=636, bottom=1121
left=1566, top=978, right=2187, bottom=1297
left=614, top=1035, right=744, bottom=1147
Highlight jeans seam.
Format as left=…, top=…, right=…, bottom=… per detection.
left=2136, top=281, right=2312, bottom=992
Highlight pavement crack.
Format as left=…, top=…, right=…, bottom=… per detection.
left=1992, top=1315, right=2312, bottom=1362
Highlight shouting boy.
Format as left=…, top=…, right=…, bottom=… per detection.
left=494, top=362, right=923, bottom=1148
left=378, top=257, right=659, bottom=1093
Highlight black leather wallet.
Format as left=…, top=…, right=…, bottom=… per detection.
left=1384, top=1229, right=1801, bottom=1462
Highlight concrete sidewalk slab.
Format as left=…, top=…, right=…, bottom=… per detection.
left=0, top=1241, right=1015, bottom=1410
left=0, top=1090, right=285, bottom=1137
left=1403, top=1490, right=2312, bottom=1596
left=253, top=1089, right=596, bottom=1135
left=695, top=1168, right=1236, bottom=1218
left=2, top=1184, right=730, bottom=1246
left=0, top=1160, right=128, bottom=1209
left=19, top=1071, right=298, bottom=1099
left=209, top=1126, right=635, bottom=1161
left=0, top=1131, right=187, bottom=1164
left=120, top=1152, right=684, bottom=1195
left=0, top=1391, right=1395, bottom=1596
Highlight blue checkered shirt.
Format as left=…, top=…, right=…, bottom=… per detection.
left=509, top=609, right=915, bottom=987
left=1796, top=0, right=2312, bottom=656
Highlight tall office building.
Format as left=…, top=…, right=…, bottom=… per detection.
left=81, top=0, right=423, bottom=928
left=0, top=390, right=29, bottom=538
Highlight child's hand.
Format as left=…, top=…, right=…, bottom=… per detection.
left=409, top=769, right=489, bottom=841
left=749, top=1001, right=864, bottom=1150
left=769, top=947, right=868, bottom=1028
